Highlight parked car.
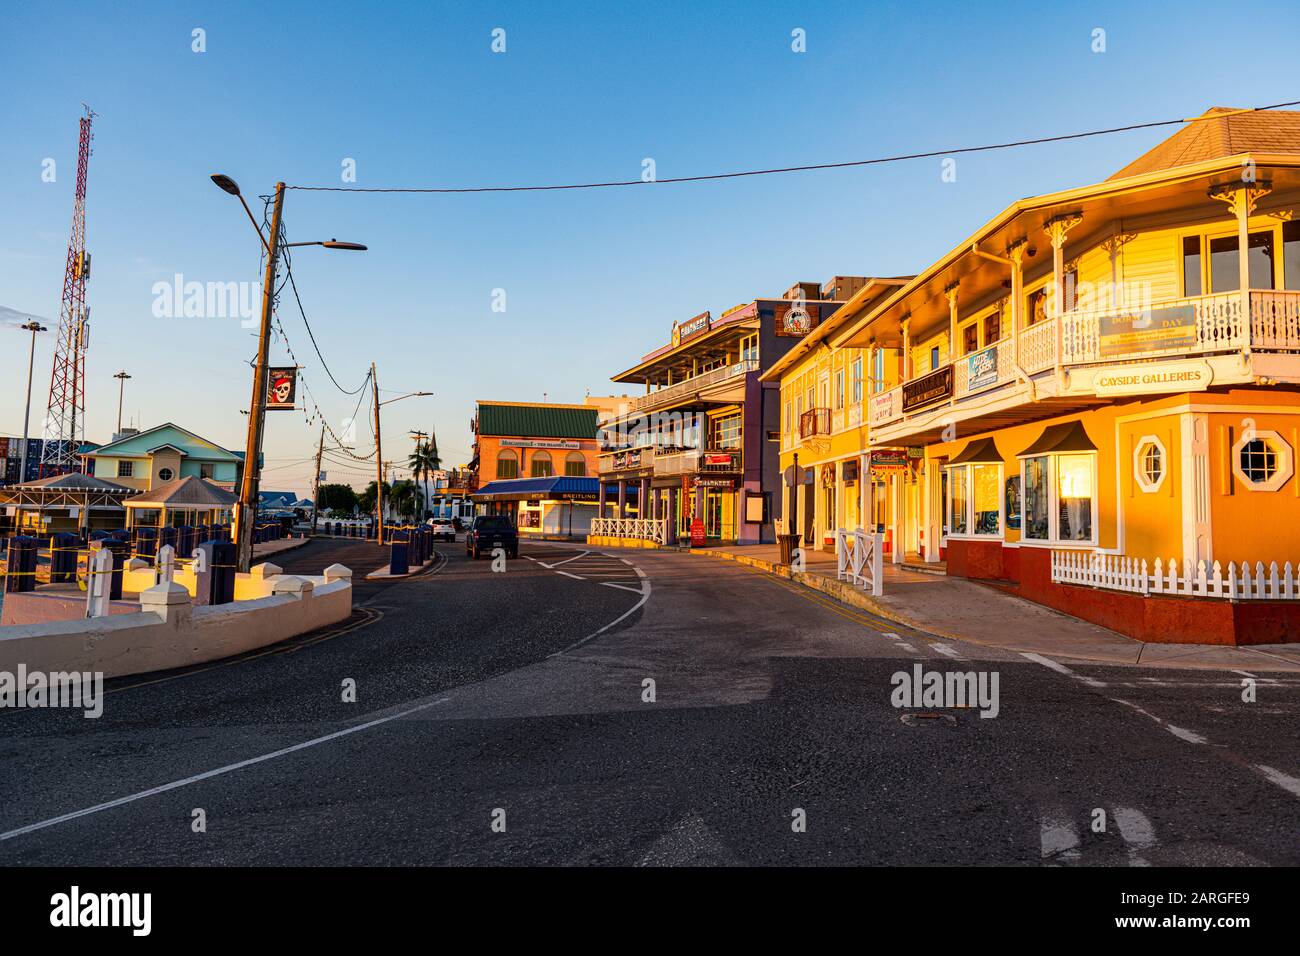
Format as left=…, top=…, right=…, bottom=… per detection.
left=466, top=515, right=518, bottom=560
left=427, top=518, right=455, bottom=542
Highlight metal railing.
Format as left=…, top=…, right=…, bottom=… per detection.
left=1052, top=550, right=1300, bottom=600
left=799, top=407, right=831, bottom=439
left=836, top=527, right=883, bottom=596
left=627, top=360, right=758, bottom=414
left=591, top=517, right=669, bottom=545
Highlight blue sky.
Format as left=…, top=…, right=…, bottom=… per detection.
left=2, top=0, right=1295, bottom=495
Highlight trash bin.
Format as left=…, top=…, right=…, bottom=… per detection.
left=777, top=533, right=802, bottom=566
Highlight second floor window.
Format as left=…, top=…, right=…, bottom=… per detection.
left=531, top=451, right=553, bottom=477
left=930, top=346, right=941, bottom=370
left=117, top=460, right=134, bottom=478
left=852, top=357, right=863, bottom=403
left=711, top=413, right=742, bottom=449
left=564, top=453, right=586, bottom=477
left=835, top=370, right=844, bottom=409
left=984, top=309, right=1002, bottom=345
left=496, top=451, right=519, bottom=479
left=962, top=324, right=979, bottom=355
left=200, top=462, right=215, bottom=479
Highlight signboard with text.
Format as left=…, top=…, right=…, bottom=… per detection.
left=1098, top=305, right=1197, bottom=357
left=267, top=367, right=297, bottom=410
left=774, top=302, right=820, bottom=337
left=901, top=365, right=953, bottom=412
left=1090, top=359, right=1212, bottom=397
left=672, top=311, right=711, bottom=349
left=966, top=346, right=999, bottom=392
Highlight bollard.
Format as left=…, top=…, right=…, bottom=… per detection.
left=366, top=521, right=376, bottom=540
left=135, top=526, right=159, bottom=561
left=157, top=544, right=177, bottom=586
left=389, top=529, right=410, bottom=576
left=50, top=532, right=79, bottom=584
left=210, top=541, right=237, bottom=605
left=85, top=547, right=113, bottom=618
left=4, top=536, right=38, bottom=593
left=92, top=538, right=127, bottom=601
left=159, top=526, right=178, bottom=557
left=191, top=541, right=215, bottom=606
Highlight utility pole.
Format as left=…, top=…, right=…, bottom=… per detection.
left=113, top=370, right=131, bottom=435
left=310, top=424, right=325, bottom=537
left=372, top=362, right=385, bottom=545
left=234, top=181, right=286, bottom=572
left=18, top=322, right=48, bottom=484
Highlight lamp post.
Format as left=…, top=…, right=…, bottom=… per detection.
left=211, top=173, right=367, bottom=571
left=113, top=370, right=131, bottom=435
left=372, top=382, right=432, bottom=545
left=18, top=321, right=47, bottom=484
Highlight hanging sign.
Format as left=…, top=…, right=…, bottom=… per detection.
left=267, top=368, right=297, bottom=410
left=901, top=365, right=952, bottom=412
left=1098, top=305, right=1197, bottom=357
left=966, top=345, right=999, bottom=392
left=672, top=311, right=711, bottom=349
left=774, top=302, right=820, bottom=337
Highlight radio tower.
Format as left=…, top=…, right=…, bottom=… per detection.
left=40, top=106, right=96, bottom=477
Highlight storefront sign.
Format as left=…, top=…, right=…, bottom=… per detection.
left=1098, top=305, right=1197, bottom=357
left=690, top=519, right=706, bottom=547
left=841, top=459, right=859, bottom=483
left=774, top=302, right=820, bottom=337
left=500, top=439, right=582, bottom=450
left=871, top=390, right=897, bottom=423
left=966, top=346, right=999, bottom=392
left=266, top=367, right=297, bottom=410
left=1091, top=359, right=1212, bottom=397
left=870, top=449, right=909, bottom=469
left=702, top=453, right=737, bottom=468
left=609, top=448, right=648, bottom=471
left=694, top=477, right=736, bottom=489
left=901, top=365, right=953, bottom=412
left=672, top=311, right=711, bottom=348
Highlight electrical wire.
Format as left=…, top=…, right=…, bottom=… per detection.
left=284, top=100, right=1300, bottom=194
left=279, top=227, right=369, bottom=396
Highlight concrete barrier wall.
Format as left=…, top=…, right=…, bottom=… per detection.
left=0, top=571, right=353, bottom=679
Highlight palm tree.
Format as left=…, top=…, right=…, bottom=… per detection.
left=405, top=432, right=443, bottom=519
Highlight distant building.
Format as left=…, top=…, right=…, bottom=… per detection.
left=79, top=423, right=244, bottom=493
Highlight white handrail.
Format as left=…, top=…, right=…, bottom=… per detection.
left=591, top=516, right=669, bottom=545
left=835, top=527, right=883, bottom=596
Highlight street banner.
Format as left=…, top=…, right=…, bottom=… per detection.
left=267, top=367, right=297, bottom=410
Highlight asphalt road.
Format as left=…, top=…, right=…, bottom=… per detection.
left=1, top=537, right=1297, bottom=866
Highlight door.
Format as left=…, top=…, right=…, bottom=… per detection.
left=705, top=491, right=723, bottom=539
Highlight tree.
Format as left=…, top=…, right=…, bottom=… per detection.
left=389, top=479, right=419, bottom=521
left=358, top=480, right=391, bottom=518
left=406, top=432, right=443, bottom=519
left=317, top=482, right=358, bottom=515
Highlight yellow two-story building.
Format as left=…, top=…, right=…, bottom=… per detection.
left=777, top=107, right=1300, bottom=644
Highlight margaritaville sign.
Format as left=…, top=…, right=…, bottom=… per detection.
left=672, top=311, right=711, bottom=349
left=1098, top=305, right=1197, bottom=357
left=1090, top=359, right=1213, bottom=397
left=901, top=365, right=953, bottom=412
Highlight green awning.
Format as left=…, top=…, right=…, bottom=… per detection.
left=1017, top=420, right=1098, bottom=457
left=947, top=436, right=1002, bottom=465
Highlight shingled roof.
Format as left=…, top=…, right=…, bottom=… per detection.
left=1109, top=107, right=1300, bottom=181
left=477, top=402, right=598, bottom=439
left=125, top=475, right=238, bottom=508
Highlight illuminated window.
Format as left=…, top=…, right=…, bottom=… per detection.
left=1232, top=430, right=1293, bottom=491
left=946, top=460, right=1002, bottom=537
left=1056, top=454, right=1093, bottom=541
left=1016, top=448, right=1098, bottom=544
left=1133, top=437, right=1166, bottom=493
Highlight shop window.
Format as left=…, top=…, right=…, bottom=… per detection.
left=962, top=323, right=979, bottom=355
left=948, top=466, right=968, bottom=535
left=158, top=467, right=174, bottom=482
left=564, top=453, right=586, bottom=477
left=496, top=450, right=519, bottom=479
left=1016, top=449, right=1098, bottom=544
left=1232, top=430, right=1293, bottom=491
left=1183, top=236, right=1202, bottom=296
left=117, top=460, right=134, bottom=478
left=1286, top=221, right=1300, bottom=291
left=946, top=463, right=1005, bottom=536
left=1209, top=231, right=1274, bottom=292
left=1133, top=436, right=1167, bottom=493
left=530, top=451, right=553, bottom=478
left=1022, top=456, right=1050, bottom=540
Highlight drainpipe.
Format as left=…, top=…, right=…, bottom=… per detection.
left=971, top=242, right=1036, bottom=400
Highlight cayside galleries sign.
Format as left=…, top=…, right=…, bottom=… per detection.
left=901, top=365, right=952, bottom=412
left=1090, top=359, right=1212, bottom=397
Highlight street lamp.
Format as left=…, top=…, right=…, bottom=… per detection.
left=17, top=321, right=47, bottom=484
left=370, top=374, right=432, bottom=545
left=212, top=173, right=367, bottom=572
left=113, top=370, right=131, bottom=435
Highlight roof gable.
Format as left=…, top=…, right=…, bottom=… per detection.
left=88, top=423, right=240, bottom=462
left=1109, top=106, right=1300, bottom=180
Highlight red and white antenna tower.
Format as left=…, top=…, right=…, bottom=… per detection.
left=40, top=106, right=96, bottom=477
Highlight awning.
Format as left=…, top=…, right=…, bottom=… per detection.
left=472, top=476, right=599, bottom=502
left=947, top=436, right=1003, bottom=465
left=1017, top=420, right=1098, bottom=457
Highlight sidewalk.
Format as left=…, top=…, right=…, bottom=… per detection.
left=689, top=543, right=1300, bottom=672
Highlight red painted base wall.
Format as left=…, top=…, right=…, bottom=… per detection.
left=944, top=541, right=1300, bottom=646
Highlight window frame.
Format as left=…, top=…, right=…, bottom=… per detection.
left=1133, top=435, right=1168, bottom=494
left=496, top=449, right=519, bottom=480
left=1231, top=429, right=1294, bottom=492
left=116, top=460, right=134, bottom=478
left=1015, top=451, right=1100, bottom=546
left=944, top=461, right=1004, bottom=539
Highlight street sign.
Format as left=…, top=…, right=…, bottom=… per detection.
left=782, top=464, right=813, bottom=487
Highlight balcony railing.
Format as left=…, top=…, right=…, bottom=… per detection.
left=868, top=290, right=1300, bottom=430
left=627, top=359, right=758, bottom=415
left=598, top=445, right=741, bottom=477
left=591, top=517, right=669, bottom=545
left=799, top=407, right=831, bottom=439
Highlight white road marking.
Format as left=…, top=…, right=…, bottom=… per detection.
left=1108, top=698, right=1207, bottom=744
left=1255, top=764, right=1300, bottom=798
left=929, top=642, right=962, bottom=658
left=1020, top=652, right=1107, bottom=688
left=1039, top=810, right=1081, bottom=865
left=556, top=570, right=585, bottom=580
left=601, top=582, right=644, bottom=593
left=0, top=697, right=452, bottom=843
left=548, top=577, right=653, bottom=658
left=896, top=643, right=917, bottom=653
left=538, top=551, right=590, bottom=570
left=1112, top=806, right=1156, bottom=867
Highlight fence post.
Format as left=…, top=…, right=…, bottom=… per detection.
left=157, top=544, right=176, bottom=586
left=85, top=546, right=113, bottom=618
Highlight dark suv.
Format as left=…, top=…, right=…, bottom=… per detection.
left=466, top=515, right=519, bottom=560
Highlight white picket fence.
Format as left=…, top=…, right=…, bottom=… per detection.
left=1052, top=550, right=1300, bottom=601
left=591, top=517, right=669, bottom=545
left=836, top=528, right=884, bottom=596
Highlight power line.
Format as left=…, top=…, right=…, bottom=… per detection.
left=279, top=229, right=369, bottom=395
left=284, top=100, right=1300, bottom=195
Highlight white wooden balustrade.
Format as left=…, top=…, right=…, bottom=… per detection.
left=836, top=528, right=884, bottom=596
left=1052, top=550, right=1300, bottom=600
left=591, top=517, right=669, bottom=545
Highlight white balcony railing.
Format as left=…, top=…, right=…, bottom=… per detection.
left=591, top=517, right=669, bottom=545
left=1052, top=550, right=1300, bottom=600
left=627, top=360, right=758, bottom=415
left=836, top=528, right=884, bottom=596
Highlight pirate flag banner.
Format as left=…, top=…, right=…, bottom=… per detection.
left=267, top=367, right=298, bottom=410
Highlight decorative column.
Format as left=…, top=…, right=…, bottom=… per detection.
left=617, top=480, right=627, bottom=519
left=598, top=481, right=607, bottom=518
left=1044, top=212, right=1083, bottom=384
left=944, top=281, right=960, bottom=358
left=1210, top=179, right=1272, bottom=360
left=640, top=477, right=651, bottom=520
left=900, top=315, right=912, bottom=384
left=1007, top=240, right=1027, bottom=369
